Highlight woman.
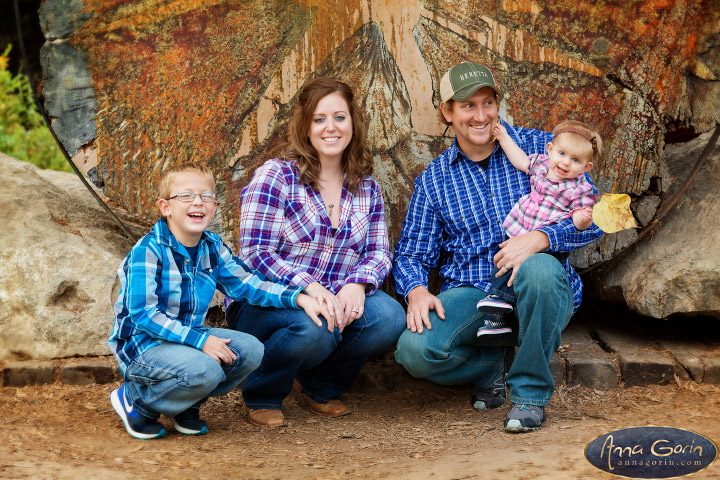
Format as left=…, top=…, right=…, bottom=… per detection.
left=226, top=77, right=406, bottom=427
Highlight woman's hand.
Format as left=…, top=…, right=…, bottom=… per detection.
left=296, top=293, right=334, bottom=332
left=336, top=283, right=368, bottom=332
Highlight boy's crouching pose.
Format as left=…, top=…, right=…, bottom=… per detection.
left=108, top=164, right=329, bottom=439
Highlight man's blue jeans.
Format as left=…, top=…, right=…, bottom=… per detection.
left=124, top=327, right=264, bottom=419
left=395, top=254, right=574, bottom=406
left=227, top=290, right=406, bottom=409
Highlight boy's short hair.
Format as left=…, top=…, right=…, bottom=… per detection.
left=157, top=163, right=216, bottom=199
left=552, top=120, right=603, bottom=162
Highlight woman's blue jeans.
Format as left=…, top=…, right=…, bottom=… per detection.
left=227, top=290, right=406, bottom=409
left=124, top=327, right=264, bottom=419
left=394, top=254, right=574, bottom=406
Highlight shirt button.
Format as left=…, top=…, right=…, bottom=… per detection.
left=185, top=258, right=190, bottom=262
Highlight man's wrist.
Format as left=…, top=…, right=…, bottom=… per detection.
left=407, top=285, right=429, bottom=301
left=529, top=229, right=551, bottom=251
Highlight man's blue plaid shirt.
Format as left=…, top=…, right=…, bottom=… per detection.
left=393, top=119, right=603, bottom=313
left=109, top=218, right=301, bottom=375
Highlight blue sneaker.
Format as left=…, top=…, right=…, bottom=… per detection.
left=504, top=403, right=546, bottom=432
left=110, top=384, right=167, bottom=440
left=172, top=407, right=208, bottom=435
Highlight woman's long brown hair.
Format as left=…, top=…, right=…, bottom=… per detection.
left=271, top=77, right=373, bottom=193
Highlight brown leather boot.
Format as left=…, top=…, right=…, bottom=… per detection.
left=293, top=379, right=351, bottom=418
left=247, top=408, right=286, bottom=427
left=306, top=398, right=351, bottom=418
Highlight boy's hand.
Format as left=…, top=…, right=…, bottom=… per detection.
left=572, top=208, right=594, bottom=231
left=201, top=335, right=236, bottom=364
left=304, top=281, right=342, bottom=325
left=296, top=293, right=335, bottom=332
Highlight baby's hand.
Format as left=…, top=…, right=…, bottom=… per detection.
left=493, top=122, right=508, bottom=142
left=573, top=208, right=594, bottom=231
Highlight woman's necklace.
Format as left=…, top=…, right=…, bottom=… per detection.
left=326, top=203, right=335, bottom=218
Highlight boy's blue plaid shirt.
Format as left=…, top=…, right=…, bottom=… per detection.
left=393, top=120, right=604, bottom=313
left=109, top=218, right=301, bottom=375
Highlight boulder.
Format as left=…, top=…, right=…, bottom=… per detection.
left=0, top=153, right=148, bottom=361
left=586, top=131, right=720, bottom=318
left=37, top=0, right=720, bottom=264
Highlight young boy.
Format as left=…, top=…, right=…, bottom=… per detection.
left=475, top=120, right=602, bottom=336
left=108, top=164, right=330, bottom=439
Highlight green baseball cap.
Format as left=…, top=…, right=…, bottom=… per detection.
left=439, top=62, right=501, bottom=103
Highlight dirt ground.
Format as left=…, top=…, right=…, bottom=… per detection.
left=1, top=379, right=719, bottom=480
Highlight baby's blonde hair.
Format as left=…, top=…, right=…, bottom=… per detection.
left=552, top=120, right=603, bottom=162
left=157, top=163, right=215, bottom=199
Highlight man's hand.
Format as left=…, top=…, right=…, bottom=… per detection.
left=296, top=293, right=335, bottom=332
left=493, top=230, right=550, bottom=287
left=201, top=335, right=237, bottom=364
left=336, top=283, right=368, bottom=332
left=406, top=286, right=445, bottom=334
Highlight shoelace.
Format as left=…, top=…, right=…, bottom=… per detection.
left=485, top=319, right=507, bottom=328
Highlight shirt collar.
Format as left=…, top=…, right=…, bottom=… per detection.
left=154, top=218, right=217, bottom=251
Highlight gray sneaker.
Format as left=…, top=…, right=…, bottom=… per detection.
left=471, top=367, right=506, bottom=410
left=504, top=403, right=546, bottom=432
left=471, top=347, right=514, bottom=411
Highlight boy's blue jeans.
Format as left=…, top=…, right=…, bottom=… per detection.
left=227, top=290, right=406, bottom=409
left=123, top=327, right=264, bottom=419
left=395, top=254, right=574, bottom=406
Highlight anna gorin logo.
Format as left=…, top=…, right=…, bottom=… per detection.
left=585, top=426, right=718, bottom=478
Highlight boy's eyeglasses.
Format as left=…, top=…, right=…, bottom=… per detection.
left=166, top=192, right=218, bottom=203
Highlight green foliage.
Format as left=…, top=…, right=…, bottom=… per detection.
left=0, top=44, right=69, bottom=172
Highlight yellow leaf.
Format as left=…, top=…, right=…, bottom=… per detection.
left=592, top=193, right=638, bottom=233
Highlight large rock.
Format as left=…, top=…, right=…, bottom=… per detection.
left=37, top=0, right=720, bottom=262
left=0, top=154, right=148, bottom=361
left=586, top=131, right=720, bottom=318
left=33, top=1, right=720, bottom=318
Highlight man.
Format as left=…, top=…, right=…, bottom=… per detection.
left=393, top=62, right=603, bottom=432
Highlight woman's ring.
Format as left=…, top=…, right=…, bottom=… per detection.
left=352, top=309, right=360, bottom=313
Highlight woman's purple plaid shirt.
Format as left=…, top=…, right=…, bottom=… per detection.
left=237, top=158, right=391, bottom=295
